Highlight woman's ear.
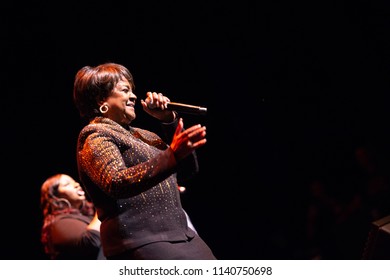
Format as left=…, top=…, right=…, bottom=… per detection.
left=96, top=97, right=106, bottom=107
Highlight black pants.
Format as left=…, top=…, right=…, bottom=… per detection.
left=107, top=234, right=217, bottom=260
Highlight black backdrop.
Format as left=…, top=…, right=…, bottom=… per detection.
left=4, top=1, right=390, bottom=259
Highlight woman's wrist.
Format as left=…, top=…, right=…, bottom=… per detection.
left=162, top=111, right=178, bottom=124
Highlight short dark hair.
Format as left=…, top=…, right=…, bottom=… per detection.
left=73, top=62, right=135, bottom=120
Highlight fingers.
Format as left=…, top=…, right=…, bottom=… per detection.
left=185, top=124, right=206, bottom=136
left=170, top=119, right=207, bottom=161
left=140, top=99, right=148, bottom=110
left=188, top=138, right=207, bottom=149
left=183, top=124, right=207, bottom=148
left=142, top=92, right=176, bottom=122
left=145, top=92, right=170, bottom=110
left=174, top=118, right=184, bottom=137
left=185, top=124, right=207, bottom=140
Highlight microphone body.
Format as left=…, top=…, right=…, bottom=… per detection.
left=166, top=102, right=207, bottom=115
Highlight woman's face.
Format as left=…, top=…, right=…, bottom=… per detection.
left=56, top=175, right=86, bottom=209
left=103, top=78, right=137, bottom=126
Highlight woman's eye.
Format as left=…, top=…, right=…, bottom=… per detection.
left=62, top=182, right=71, bottom=188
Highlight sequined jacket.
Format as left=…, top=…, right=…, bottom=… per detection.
left=76, top=117, right=198, bottom=257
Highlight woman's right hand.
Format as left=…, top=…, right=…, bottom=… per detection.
left=170, top=118, right=207, bottom=161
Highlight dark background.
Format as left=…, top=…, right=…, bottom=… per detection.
left=4, top=1, right=390, bottom=259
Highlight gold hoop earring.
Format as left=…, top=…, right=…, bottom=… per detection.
left=99, top=104, right=109, bottom=114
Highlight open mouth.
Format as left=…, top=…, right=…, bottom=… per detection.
left=77, top=190, right=85, bottom=196
left=126, top=100, right=135, bottom=107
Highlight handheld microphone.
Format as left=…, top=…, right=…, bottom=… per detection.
left=166, top=102, right=207, bottom=115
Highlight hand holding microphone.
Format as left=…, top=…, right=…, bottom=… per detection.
left=141, top=92, right=207, bottom=123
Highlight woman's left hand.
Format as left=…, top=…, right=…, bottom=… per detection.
left=170, top=118, right=207, bottom=161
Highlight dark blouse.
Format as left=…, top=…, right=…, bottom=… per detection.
left=76, top=117, right=198, bottom=257
left=45, top=213, right=103, bottom=259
